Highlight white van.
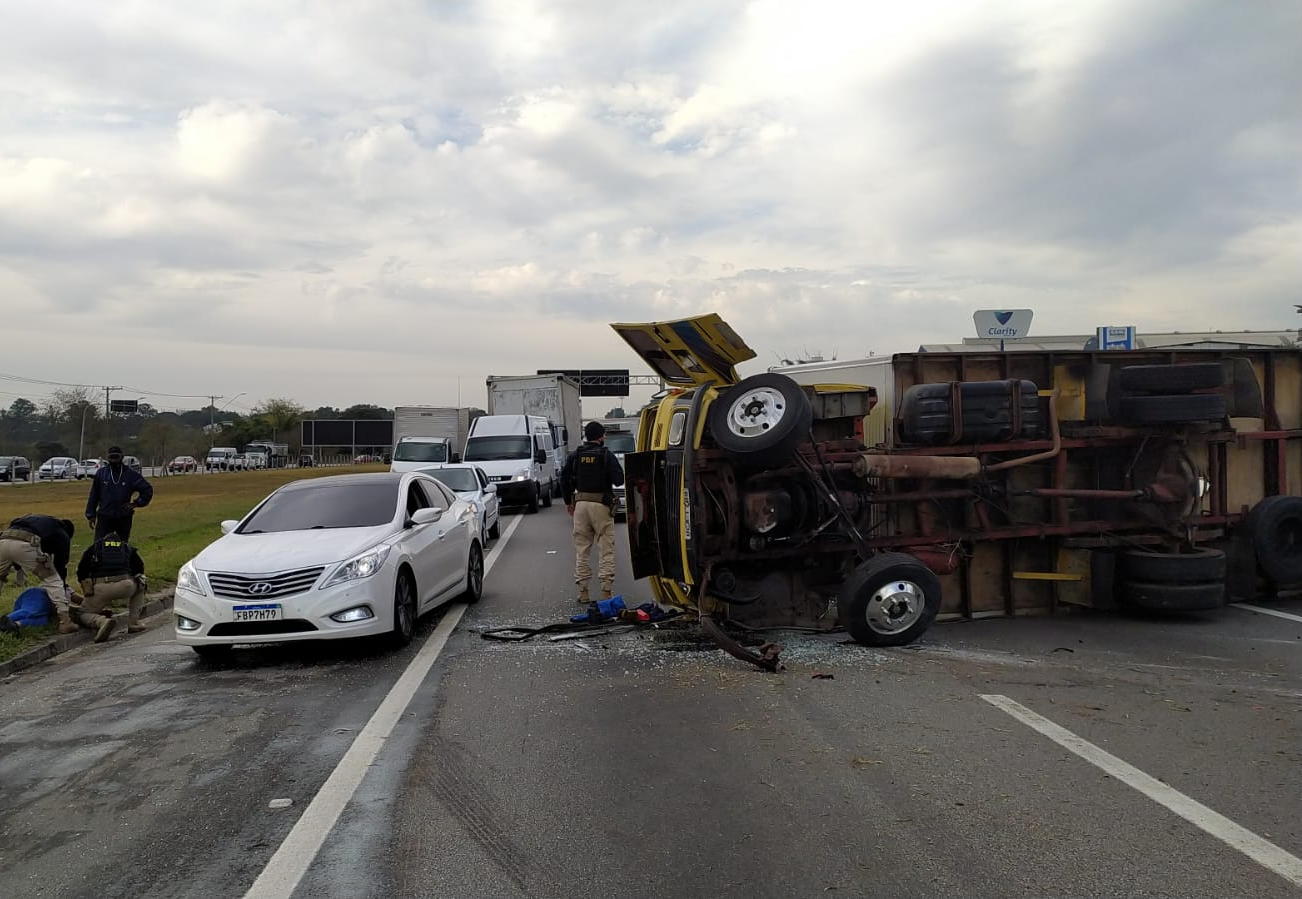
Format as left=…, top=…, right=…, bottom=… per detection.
left=463, top=414, right=555, bottom=513
left=205, top=447, right=237, bottom=471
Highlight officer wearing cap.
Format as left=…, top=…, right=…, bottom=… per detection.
left=73, top=531, right=148, bottom=642
left=561, top=421, right=625, bottom=603
left=86, top=446, right=153, bottom=541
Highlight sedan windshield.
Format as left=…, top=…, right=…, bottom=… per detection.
left=464, top=436, right=531, bottom=462
left=394, top=442, right=448, bottom=463
left=239, top=482, right=399, bottom=533
left=426, top=469, right=478, bottom=492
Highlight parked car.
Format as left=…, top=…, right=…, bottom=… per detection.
left=298, top=455, right=315, bottom=468
left=37, top=457, right=79, bottom=480
left=0, top=456, right=31, bottom=482
left=173, top=472, right=484, bottom=659
left=169, top=455, right=199, bottom=473
left=354, top=454, right=379, bottom=464
left=230, top=453, right=249, bottom=471
left=77, top=458, right=107, bottom=479
left=420, top=464, right=501, bottom=542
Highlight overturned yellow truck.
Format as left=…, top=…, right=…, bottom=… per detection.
left=613, top=314, right=1302, bottom=659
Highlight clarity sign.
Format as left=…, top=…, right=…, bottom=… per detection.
left=974, top=309, right=1034, bottom=339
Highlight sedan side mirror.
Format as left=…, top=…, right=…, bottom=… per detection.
left=409, top=507, right=444, bottom=527
left=220, top=520, right=240, bottom=535
left=484, top=483, right=497, bottom=494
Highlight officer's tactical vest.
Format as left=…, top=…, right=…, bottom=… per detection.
left=574, top=446, right=612, bottom=493
left=94, top=538, right=131, bottom=577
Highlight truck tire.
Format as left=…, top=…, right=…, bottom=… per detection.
left=1119, top=580, right=1224, bottom=612
left=1245, top=495, right=1302, bottom=584
left=837, top=553, right=942, bottom=647
left=526, top=483, right=540, bottom=514
left=541, top=482, right=553, bottom=507
left=1119, top=547, right=1226, bottom=584
left=707, top=373, right=812, bottom=468
left=1119, top=393, right=1226, bottom=424
left=1117, top=363, right=1222, bottom=394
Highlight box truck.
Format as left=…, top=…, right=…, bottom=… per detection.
left=485, top=374, right=582, bottom=496
left=391, top=407, right=471, bottom=471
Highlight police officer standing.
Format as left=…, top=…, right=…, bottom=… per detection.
left=0, top=514, right=78, bottom=634
left=86, top=446, right=153, bottom=541
left=562, top=421, right=625, bottom=603
left=73, top=531, right=148, bottom=642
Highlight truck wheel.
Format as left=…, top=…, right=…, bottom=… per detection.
left=1119, top=580, right=1224, bottom=612
left=1118, top=363, right=1222, bottom=394
left=707, top=373, right=812, bottom=467
left=1246, top=495, right=1302, bottom=584
left=837, top=553, right=941, bottom=647
left=1119, top=394, right=1226, bottom=424
left=1119, top=547, right=1226, bottom=584
left=541, top=482, right=553, bottom=507
left=526, top=484, right=540, bottom=514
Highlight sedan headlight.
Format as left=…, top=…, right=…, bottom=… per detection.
left=323, top=544, right=392, bottom=587
left=178, top=562, right=207, bottom=596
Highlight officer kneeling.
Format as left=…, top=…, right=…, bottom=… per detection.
left=73, top=531, right=148, bottom=643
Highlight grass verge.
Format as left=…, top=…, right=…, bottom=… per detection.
left=0, top=464, right=386, bottom=662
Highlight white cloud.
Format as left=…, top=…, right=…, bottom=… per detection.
left=0, top=0, right=1297, bottom=414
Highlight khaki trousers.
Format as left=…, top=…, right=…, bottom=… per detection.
left=0, top=536, right=67, bottom=612
left=73, top=576, right=147, bottom=629
left=573, top=501, right=615, bottom=595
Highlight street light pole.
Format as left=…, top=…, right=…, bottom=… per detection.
left=78, top=404, right=91, bottom=461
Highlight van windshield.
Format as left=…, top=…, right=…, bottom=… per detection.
left=604, top=433, right=636, bottom=454
left=464, top=436, right=531, bottom=461
left=394, top=442, right=448, bottom=463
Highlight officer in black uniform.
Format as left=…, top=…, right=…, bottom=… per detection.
left=85, top=446, right=153, bottom=541
left=74, top=532, right=148, bottom=642
left=561, top=421, right=625, bottom=603
left=0, top=514, right=77, bottom=633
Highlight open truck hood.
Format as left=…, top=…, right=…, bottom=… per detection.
left=611, top=313, right=756, bottom=388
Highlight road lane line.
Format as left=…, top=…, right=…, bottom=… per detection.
left=244, top=515, right=525, bottom=899
left=980, top=694, right=1302, bottom=889
left=1232, top=603, right=1302, bottom=625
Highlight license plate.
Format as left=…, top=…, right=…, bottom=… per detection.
left=232, top=603, right=282, bottom=622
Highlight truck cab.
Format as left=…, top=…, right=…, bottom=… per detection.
left=391, top=436, right=457, bottom=472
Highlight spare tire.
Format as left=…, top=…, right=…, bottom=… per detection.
left=1119, top=580, right=1225, bottom=612
left=1119, top=547, right=1226, bottom=584
left=1245, top=495, right=1302, bottom=584
left=708, top=373, right=812, bottom=468
left=1118, top=363, right=1222, bottom=394
left=1119, top=393, right=1226, bottom=424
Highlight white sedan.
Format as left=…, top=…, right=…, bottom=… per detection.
left=174, top=472, right=484, bottom=660
left=420, top=464, right=501, bottom=542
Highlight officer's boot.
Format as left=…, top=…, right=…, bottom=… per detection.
left=57, top=609, right=79, bottom=635
left=127, top=595, right=146, bottom=633
left=94, top=616, right=117, bottom=643
left=600, top=580, right=615, bottom=601
left=575, top=582, right=591, bottom=605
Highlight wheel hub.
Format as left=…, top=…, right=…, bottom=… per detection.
left=865, top=580, right=925, bottom=635
left=727, top=387, right=787, bottom=439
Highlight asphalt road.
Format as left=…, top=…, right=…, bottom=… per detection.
left=1, top=509, right=1299, bottom=898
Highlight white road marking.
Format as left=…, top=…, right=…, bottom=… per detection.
left=1232, top=603, right=1302, bottom=625
left=244, top=514, right=525, bottom=899
left=981, top=694, right=1302, bottom=889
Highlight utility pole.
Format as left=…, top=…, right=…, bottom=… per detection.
left=103, top=385, right=122, bottom=448
left=209, top=395, right=223, bottom=447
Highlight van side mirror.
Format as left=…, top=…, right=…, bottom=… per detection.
left=534, top=449, right=546, bottom=464
left=451, top=453, right=461, bottom=463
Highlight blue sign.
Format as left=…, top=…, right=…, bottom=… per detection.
left=1097, top=326, right=1137, bottom=350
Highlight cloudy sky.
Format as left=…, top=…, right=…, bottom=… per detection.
left=1, top=0, right=1298, bottom=416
